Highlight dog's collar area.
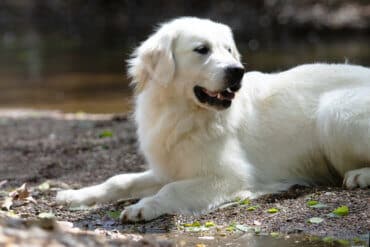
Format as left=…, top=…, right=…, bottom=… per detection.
left=193, top=85, right=234, bottom=109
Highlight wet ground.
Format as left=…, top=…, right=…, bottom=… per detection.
left=0, top=110, right=369, bottom=246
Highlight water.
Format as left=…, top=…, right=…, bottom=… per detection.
left=0, top=33, right=369, bottom=113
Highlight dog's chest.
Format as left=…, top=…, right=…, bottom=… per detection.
left=137, top=114, right=228, bottom=180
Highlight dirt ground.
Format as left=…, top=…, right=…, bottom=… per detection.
left=0, top=110, right=369, bottom=246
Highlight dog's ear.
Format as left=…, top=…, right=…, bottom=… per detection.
left=127, top=31, right=176, bottom=93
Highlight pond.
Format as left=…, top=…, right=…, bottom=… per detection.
left=0, top=32, right=369, bottom=113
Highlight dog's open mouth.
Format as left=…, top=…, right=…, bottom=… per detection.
left=193, top=86, right=237, bottom=109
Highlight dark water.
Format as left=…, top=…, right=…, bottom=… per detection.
left=0, top=32, right=369, bottom=113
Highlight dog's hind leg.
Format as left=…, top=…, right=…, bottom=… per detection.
left=317, top=88, right=370, bottom=188
left=56, top=170, right=164, bottom=207
left=344, top=167, right=370, bottom=189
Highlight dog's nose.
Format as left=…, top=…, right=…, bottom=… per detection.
left=225, top=66, right=245, bottom=91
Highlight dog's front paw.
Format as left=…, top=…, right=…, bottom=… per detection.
left=344, top=167, right=370, bottom=189
left=120, top=197, right=163, bottom=222
left=56, top=189, right=96, bottom=207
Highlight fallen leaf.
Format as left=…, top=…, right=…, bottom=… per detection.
left=254, top=227, right=261, bottom=234
left=309, top=203, right=328, bottom=209
left=322, top=237, right=334, bottom=243
left=308, top=217, right=324, bottom=224
left=184, top=226, right=208, bottom=232
left=226, top=223, right=236, bottom=232
left=239, top=199, right=251, bottom=205
left=1, top=197, right=13, bottom=210
left=196, top=244, right=206, bottom=247
left=332, top=206, right=349, bottom=216
left=205, top=221, right=215, bottom=227
left=3, top=184, right=36, bottom=208
left=270, top=232, right=280, bottom=237
left=306, top=200, right=318, bottom=206
left=6, top=210, right=19, bottom=218
left=198, top=236, right=214, bottom=240
left=56, top=220, right=74, bottom=229
left=107, top=210, right=121, bottom=220
left=336, top=239, right=350, bottom=246
left=98, top=130, right=113, bottom=138
left=38, top=212, right=55, bottom=219
left=225, top=226, right=235, bottom=232
left=0, top=180, right=7, bottom=188
left=253, top=220, right=261, bottom=226
left=38, top=182, right=50, bottom=191
left=267, top=208, right=279, bottom=213
left=235, top=224, right=253, bottom=232
left=183, top=221, right=201, bottom=227
left=246, top=206, right=258, bottom=211
left=9, top=183, right=30, bottom=200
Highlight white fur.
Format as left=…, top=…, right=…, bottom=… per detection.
left=56, top=17, right=370, bottom=222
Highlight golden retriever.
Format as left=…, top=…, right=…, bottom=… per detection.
left=57, top=17, right=370, bottom=222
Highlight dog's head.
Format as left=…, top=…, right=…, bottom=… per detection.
left=128, top=17, right=244, bottom=111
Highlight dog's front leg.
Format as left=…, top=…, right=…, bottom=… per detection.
left=56, top=170, right=163, bottom=207
left=120, top=176, right=241, bottom=222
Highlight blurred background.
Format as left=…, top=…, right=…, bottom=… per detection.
left=0, top=0, right=369, bottom=113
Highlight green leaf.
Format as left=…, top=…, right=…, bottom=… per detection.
left=308, top=217, right=324, bottom=224
left=309, top=203, right=328, bottom=209
left=98, top=130, right=113, bottom=138
left=332, top=206, right=349, bottom=216
left=205, top=221, right=215, bottom=227
left=38, top=182, right=50, bottom=191
left=352, top=237, right=366, bottom=245
left=336, top=239, right=350, bottom=246
left=225, top=226, right=235, bottom=232
left=267, top=208, right=279, bottom=213
left=184, top=226, right=208, bottom=232
left=183, top=221, right=201, bottom=227
left=226, top=222, right=236, bottom=232
left=306, top=200, right=318, bottom=206
left=235, top=224, right=252, bottom=232
left=246, top=206, right=258, bottom=211
left=239, top=199, right=251, bottom=205
left=38, top=212, right=55, bottom=219
left=270, top=232, right=280, bottom=237
left=254, top=227, right=261, bottom=234
left=322, top=237, right=334, bottom=243
left=107, top=210, right=121, bottom=220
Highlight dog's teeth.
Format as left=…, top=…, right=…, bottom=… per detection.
left=226, top=88, right=233, bottom=93
left=217, top=93, right=222, bottom=99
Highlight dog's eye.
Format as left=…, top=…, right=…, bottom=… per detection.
left=194, top=45, right=210, bottom=55
left=227, top=47, right=232, bottom=53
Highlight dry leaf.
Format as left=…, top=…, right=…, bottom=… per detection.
left=9, top=183, right=30, bottom=200
left=6, top=183, right=37, bottom=207
left=1, top=197, right=13, bottom=210
left=0, top=180, right=7, bottom=188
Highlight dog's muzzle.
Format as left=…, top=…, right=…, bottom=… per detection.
left=193, top=65, right=245, bottom=110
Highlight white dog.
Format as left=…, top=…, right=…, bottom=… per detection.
left=57, top=17, right=370, bottom=222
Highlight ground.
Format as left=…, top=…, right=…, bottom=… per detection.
left=0, top=110, right=369, bottom=246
